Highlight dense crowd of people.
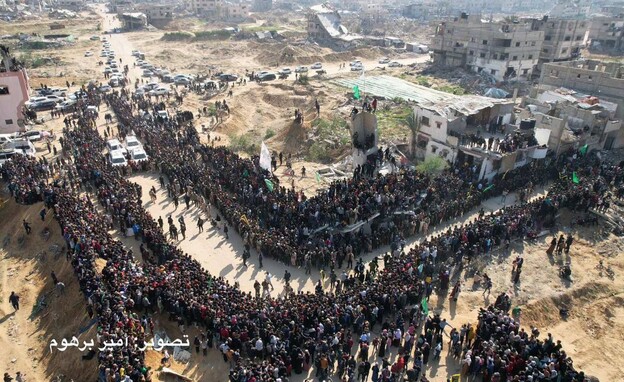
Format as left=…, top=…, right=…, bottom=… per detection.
left=1, top=85, right=621, bottom=382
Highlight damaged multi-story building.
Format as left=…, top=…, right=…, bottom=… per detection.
left=431, top=13, right=544, bottom=81
left=588, top=14, right=624, bottom=53
left=536, top=59, right=624, bottom=149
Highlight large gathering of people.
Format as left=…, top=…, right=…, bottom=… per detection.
left=1, top=83, right=621, bottom=382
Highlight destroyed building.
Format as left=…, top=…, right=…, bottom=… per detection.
left=0, top=45, right=29, bottom=133
left=522, top=89, right=623, bottom=153
left=530, top=16, right=588, bottom=66
left=334, top=75, right=528, bottom=181
left=539, top=60, right=624, bottom=119
left=307, top=4, right=349, bottom=43
left=431, top=13, right=544, bottom=81
left=588, top=15, right=624, bottom=53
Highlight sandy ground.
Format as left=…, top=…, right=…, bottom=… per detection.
left=1, top=6, right=623, bottom=382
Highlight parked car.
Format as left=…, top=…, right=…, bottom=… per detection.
left=129, top=147, right=148, bottom=163
left=162, top=75, right=174, bottom=83
left=106, top=138, right=126, bottom=154
left=109, top=78, right=120, bottom=87
left=144, top=82, right=159, bottom=90
left=85, top=51, right=93, bottom=57
left=124, top=135, right=142, bottom=152
left=109, top=151, right=127, bottom=167
left=310, top=62, right=322, bottom=69
left=90, top=35, right=100, bottom=41
left=388, top=61, right=402, bottom=67
left=378, top=57, right=390, bottom=64
left=0, top=148, right=18, bottom=167
left=26, top=96, right=48, bottom=106
left=156, top=110, right=169, bottom=120
left=350, top=64, right=363, bottom=71
left=30, top=100, right=57, bottom=111
left=99, top=85, right=113, bottom=93
left=5, top=139, right=36, bottom=157
left=55, top=99, right=77, bottom=112
left=349, top=60, right=362, bottom=67
left=149, top=87, right=169, bottom=96
left=142, top=70, right=153, bottom=77
left=219, top=74, right=238, bottom=82
left=279, top=68, right=292, bottom=75
left=20, top=130, right=43, bottom=141
left=258, top=73, right=277, bottom=81
left=45, top=95, right=65, bottom=103
left=295, top=66, right=308, bottom=73
left=174, top=77, right=191, bottom=85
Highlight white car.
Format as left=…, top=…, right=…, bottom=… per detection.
left=109, top=151, right=127, bottom=167
left=149, top=87, right=169, bottom=96
left=280, top=68, right=292, bottom=75
left=349, top=60, right=362, bottom=67
left=99, top=85, right=113, bottom=93
left=90, top=35, right=100, bottom=41
left=295, top=66, right=308, bottom=73
left=85, top=51, right=93, bottom=57
left=388, top=61, right=402, bottom=67
left=106, top=138, right=127, bottom=154
left=156, top=110, right=169, bottom=120
left=45, top=95, right=65, bottom=103
left=26, top=96, right=48, bottom=106
left=100, top=52, right=109, bottom=57
left=125, top=135, right=142, bottom=152
left=142, top=70, right=153, bottom=77
left=19, top=130, right=43, bottom=141
left=144, top=82, right=159, bottom=90
left=379, top=57, right=390, bottom=64
left=351, top=64, right=363, bottom=71
left=129, top=147, right=148, bottom=163
left=310, top=62, right=322, bottom=69
left=135, top=87, right=146, bottom=96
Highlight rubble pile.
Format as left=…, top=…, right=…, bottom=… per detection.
left=420, top=66, right=531, bottom=98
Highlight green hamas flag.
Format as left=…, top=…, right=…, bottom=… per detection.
left=572, top=172, right=580, bottom=184
left=265, top=179, right=274, bottom=192
left=315, top=172, right=321, bottom=183
left=483, top=184, right=494, bottom=192
left=421, top=297, right=429, bottom=316
left=353, top=85, right=361, bottom=100
left=579, top=144, right=588, bottom=155
left=242, top=169, right=249, bottom=177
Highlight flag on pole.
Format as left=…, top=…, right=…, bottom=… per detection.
left=579, top=144, right=588, bottom=155
left=483, top=184, right=494, bottom=192
left=259, top=141, right=272, bottom=174
left=572, top=172, right=580, bottom=184
left=242, top=169, right=249, bottom=177
left=315, top=171, right=321, bottom=183
left=353, top=85, right=360, bottom=100
left=502, top=170, right=509, bottom=179
left=264, top=179, right=274, bottom=192
left=421, top=297, right=429, bottom=316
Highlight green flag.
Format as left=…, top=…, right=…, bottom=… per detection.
left=579, top=144, right=588, bottom=155
left=242, top=169, right=249, bottom=177
left=421, top=297, right=429, bottom=316
left=315, top=171, right=321, bottom=183
left=572, top=172, right=580, bottom=184
left=353, top=85, right=360, bottom=100
left=483, top=184, right=494, bottom=192
left=264, top=178, right=274, bottom=192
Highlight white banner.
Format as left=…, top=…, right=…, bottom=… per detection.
left=260, top=141, right=272, bottom=174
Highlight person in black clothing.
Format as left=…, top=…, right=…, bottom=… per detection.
left=22, top=220, right=31, bottom=235
left=9, top=292, right=19, bottom=310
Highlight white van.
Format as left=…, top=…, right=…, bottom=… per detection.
left=5, top=139, right=36, bottom=157
left=0, top=148, right=18, bottom=167
left=109, top=150, right=127, bottom=167
left=124, top=135, right=142, bottom=152
left=129, top=147, right=148, bottom=162
left=106, top=138, right=127, bottom=154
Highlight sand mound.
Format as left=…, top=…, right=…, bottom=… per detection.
left=0, top=199, right=96, bottom=381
